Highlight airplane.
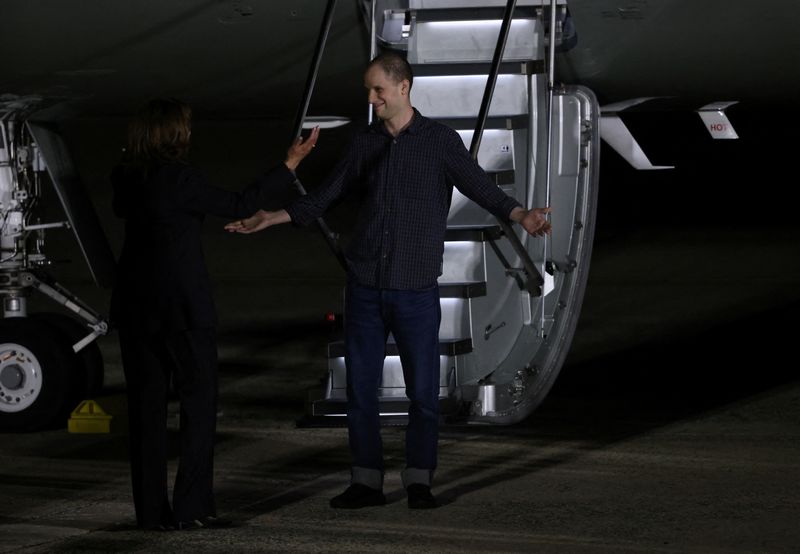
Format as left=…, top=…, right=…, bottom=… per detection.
left=1, top=0, right=795, bottom=431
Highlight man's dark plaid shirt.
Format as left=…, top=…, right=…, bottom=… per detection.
left=286, top=110, right=521, bottom=290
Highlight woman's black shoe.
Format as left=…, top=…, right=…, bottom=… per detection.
left=143, top=523, right=175, bottom=532
left=177, top=516, right=234, bottom=530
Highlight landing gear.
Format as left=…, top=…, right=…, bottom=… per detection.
left=0, top=317, right=84, bottom=432
left=0, top=111, right=113, bottom=433
left=0, top=273, right=109, bottom=432
left=31, top=312, right=104, bottom=397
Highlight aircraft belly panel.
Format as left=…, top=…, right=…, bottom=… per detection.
left=25, top=123, right=115, bottom=288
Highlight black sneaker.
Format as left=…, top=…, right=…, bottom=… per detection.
left=329, top=483, right=386, bottom=509
left=407, top=484, right=438, bottom=509
left=177, top=516, right=234, bottom=530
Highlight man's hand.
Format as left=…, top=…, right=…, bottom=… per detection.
left=284, top=126, right=320, bottom=171
left=510, top=206, right=552, bottom=237
left=224, top=209, right=291, bottom=234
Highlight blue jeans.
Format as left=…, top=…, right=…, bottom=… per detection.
left=344, top=280, right=441, bottom=489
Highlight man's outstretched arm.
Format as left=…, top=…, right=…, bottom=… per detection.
left=225, top=209, right=291, bottom=234
left=443, top=129, right=552, bottom=237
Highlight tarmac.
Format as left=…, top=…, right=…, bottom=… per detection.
left=1, top=218, right=799, bottom=553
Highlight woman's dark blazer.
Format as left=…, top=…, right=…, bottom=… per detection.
left=110, top=161, right=293, bottom=333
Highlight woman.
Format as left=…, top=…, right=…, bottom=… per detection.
left=111, top=98, right=318, bottom=531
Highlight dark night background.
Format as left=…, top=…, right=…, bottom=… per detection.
left=3, top=1, right=799, bottom=549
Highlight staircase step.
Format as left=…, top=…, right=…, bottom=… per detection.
left=301, top=396, right=461, bottom=425
left=445, top=225, right=502, bottom=242
left=434, top=115, right=528, bottom=130
left=449, top=186, right=516, bottom=228
left=439, top=281, right=487, bottom=298
left=327, top=338, right=473, bottom=358
left=326, top=335, right=473, bottom=393
left=411, top=60, right=544, bottom=76
left=484, top=169, right=515, bottom=185
left=455, top=128, right=516, bottom=171
left=442, top=232, right=491, bottom=282
left=407, top=4, right=542, bottom=66
left=413, top=73, right=530, bottom=118
left=412, top=6, right=539, bottom=22
left=410, top=0, right=566, bottom=10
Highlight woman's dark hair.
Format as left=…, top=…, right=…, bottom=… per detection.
left=126, top=98, right=191, bottom=166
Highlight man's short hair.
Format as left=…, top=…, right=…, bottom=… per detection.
left=368, top=52, right=413, bottom=90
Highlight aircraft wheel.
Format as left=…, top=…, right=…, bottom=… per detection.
left=31, top=312, right=104, bottom=396
left=0, top=318, right=79, bottom=432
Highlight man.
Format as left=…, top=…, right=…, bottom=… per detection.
left=226, top=52, right=550, bottom=509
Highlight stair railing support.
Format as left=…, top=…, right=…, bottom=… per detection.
left=469, top=0, right=544, bottom=296
left=539, top=0, right=558, bottom=335
left=290, top=0, right=348, bottom=271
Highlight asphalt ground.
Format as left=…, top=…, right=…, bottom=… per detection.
left=1, top=219, right=798, bottom=553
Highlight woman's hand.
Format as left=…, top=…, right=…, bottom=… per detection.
left=284, top=126, right=320, bottom=171
left=224, top=209, right=291, bottom=234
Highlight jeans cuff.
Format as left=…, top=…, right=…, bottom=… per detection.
left=351, top=466, right=384, bottom=491
left=401, top=467, right=434, bottom=488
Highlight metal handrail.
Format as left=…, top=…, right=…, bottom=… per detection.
left=469, top=0, right=544, bottom=295
left=291, top=0, right=338, bottom=139
left=540, top=0, right=558, bottom=334
left=291, top=0, right=348, bottom=271
left=368, top=0, right=377, bottom=124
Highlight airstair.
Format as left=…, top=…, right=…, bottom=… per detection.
left=304, top=0, right=599, bottom=425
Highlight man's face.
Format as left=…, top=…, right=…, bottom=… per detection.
left=364, top=65, right=410, bottom=122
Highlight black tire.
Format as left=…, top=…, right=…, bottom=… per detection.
left=31, top=312, right=104, bottom=396
left=0, top=318, right=80, bottom=432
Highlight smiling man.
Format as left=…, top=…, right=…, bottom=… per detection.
left=225, top=52, right=550, bottom=509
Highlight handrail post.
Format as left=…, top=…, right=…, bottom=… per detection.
left=468, top=0, right=515, bottom=158
left=469, top=0, right=544, bottom=295
left=292, top=0, right=338, bottom=140
left=539, top=0, right=558, bottom=335
left=368, top=0, right=377, bottom=124
left=290, top=0, right=348, bottom=271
